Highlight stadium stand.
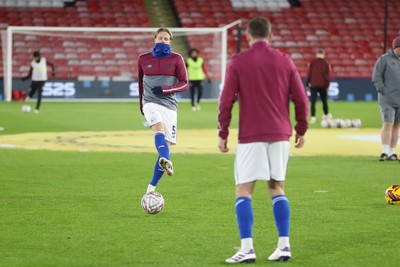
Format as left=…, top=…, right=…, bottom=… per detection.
left=0, top=0, right=151, bottom=80
left=173, top=0, right=400, bottom=78
left=1, top=0, right=399, bottom=80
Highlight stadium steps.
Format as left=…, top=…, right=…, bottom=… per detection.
left=173, top=0, right=400, bottom=78
left=143, top=0, right=188, bottom=58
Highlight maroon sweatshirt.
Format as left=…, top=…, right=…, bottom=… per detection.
left=218, top=41, right=308, bottom=143
left=306, top=58, right=330, bottom=89
left=138, top=51, right=188, bottom=113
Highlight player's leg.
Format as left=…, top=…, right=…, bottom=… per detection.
left=388, top=123, right=399, bottom=160
left=309, top=88, right=318, bottom=124
left=225, top=181, right=257, bottom=264
left=266, top=141, right=291, bottom=261
left=388, top=109, right=400, bottom=160
left=27, top=81, right=38, bottom=101
left=189, top=82, right=195, bottom=110
left=379, top=105, right=395, bottom=161
left=226, top=143, right=268, bottom=263
left=196, top=81, right=203, bottom=111
left=143, top=104, right=174, bottom=193
left=34, top=81, right=45, bottom=113
left=157, top=108, right=176, bottom=176
left=319, top=87, right=330, bottom=119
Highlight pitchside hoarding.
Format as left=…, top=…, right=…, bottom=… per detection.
left=0, top=78, right=379, bottom=101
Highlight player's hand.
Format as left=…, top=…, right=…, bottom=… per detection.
left=21, top=77, right=26, bottom=81
left=294, top=134, right=305, bottom=148
left=151, top=86, right=163, bottom=95
left=52, top=70, right=56, bottom=76
left=218, top=138, right=229, bottom=153
left=207, top=79, right=211, bottom=84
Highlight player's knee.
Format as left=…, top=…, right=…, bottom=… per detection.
left=151, top=122, right=165, bottom=132
left=268, top=179, right=284, bottom=190
left=382, top=122, right=394, bottom=130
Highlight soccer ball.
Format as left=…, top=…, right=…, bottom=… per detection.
left=385, top=185, right=400, bottom=205
left=339, top=119, right=352, bottom=128
left=141, top=191, right=164, bottom=214
left=321, top=119, right=330, bottom=128
left=351, top=119, right=362, bottom=128
left=21, top=105, right=31, bottom=113
left=328, top=119, right=339, bottom=128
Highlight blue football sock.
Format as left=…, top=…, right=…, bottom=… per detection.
left=150, top=156, right=164, bottom=187
left=154, top=132, right=170, bottom=160
left=272, top=195, right=290, bottom=237
left=235, top=197, right=253, bottom=239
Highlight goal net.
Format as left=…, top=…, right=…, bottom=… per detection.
left=2, top=21, right=241, bottom=102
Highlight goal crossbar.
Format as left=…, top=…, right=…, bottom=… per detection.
left=4, top=20, right=242, bottom=102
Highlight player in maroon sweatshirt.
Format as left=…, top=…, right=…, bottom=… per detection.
left=218, top=17, right=308, bottom=263
left=306, top=48, right=332, bottom=124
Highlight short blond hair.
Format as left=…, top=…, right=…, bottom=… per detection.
left=154, top=28, right=173, bottom=40
left=317, top=48, right=325, bottom=56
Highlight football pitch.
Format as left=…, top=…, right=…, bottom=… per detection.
left=0, top=101, right=399, bottom=267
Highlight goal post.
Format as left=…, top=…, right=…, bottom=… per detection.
left=2, top=20, right=242, bottom=102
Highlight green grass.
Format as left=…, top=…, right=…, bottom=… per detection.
left=0, top=101, right=399, bottom=267
left=0, top=100, right=383, bottom=134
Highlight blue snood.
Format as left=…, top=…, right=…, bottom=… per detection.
left=152, top=43, right=172, bottom=59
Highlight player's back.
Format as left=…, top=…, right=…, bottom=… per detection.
left=228, top=41, right=304, bottom=143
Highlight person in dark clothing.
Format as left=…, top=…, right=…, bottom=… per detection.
left=306, top=48, right=331, bottom=124
left=21, top=51, right=56, bottom=113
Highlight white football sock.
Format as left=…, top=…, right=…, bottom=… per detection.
left=146, top=184, right=156, bottom=193
left=241, top=237, right=253, bottom=252
left=382, top=145, right=389, bottom=154
left=389, top=147, right=396, bottom=155
left=278, top=236, right=290, bottom=249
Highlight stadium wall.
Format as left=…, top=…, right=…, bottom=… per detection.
left=0, top=78, right=377, bottom=102
left=0, top=79, right=218, bottom=101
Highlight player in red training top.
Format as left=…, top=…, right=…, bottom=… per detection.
left=306, top=48, right=332, bottom=124
left=138, top=28, right=188, bottom=194
left=218, top=17, right=308, bottom=263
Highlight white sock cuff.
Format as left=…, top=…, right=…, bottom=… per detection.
left=241, top=237, right=253, bottom=252
left=154, top=131, right=165, bottom=136
left=278, top=236, right=290, bottom=249
left=382, top=144, right=390, bottom=154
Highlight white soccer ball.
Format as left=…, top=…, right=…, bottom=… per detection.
left=338, top=118, right=351, bottom=128
left=141, top=191, right=164, bottom=214
left=329, top=119, right=338, bottom=128
left=351, top=119, right=362, bottom=128
left=335, top=119, right=344, bottom=128
left=21, top=105, right=31, bottom=113
left=343, top=119, right=352, bottom=128
left=321, top=119, right=329, bottom=128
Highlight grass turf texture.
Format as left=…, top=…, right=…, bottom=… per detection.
left=0, top=101, right=399, bottom=266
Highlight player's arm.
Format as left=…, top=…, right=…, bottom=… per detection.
left=21, top=66, right=33, bottom=81
left=202, top=62, right=211, bottom=82
left=288, top=59, right=309, bottom=148
left=306, top=61, right=311, bottom=89
left=138, top=57, right=144, bottom=115
left=372, top=56, right=386, bottom=95
left=160, top=55, right=188, bottom=94
left=47, top=61, right=56, bottom=76
left=218, top=58, right=238, bottom=152
left=325, top=61, right=331, bottom=89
